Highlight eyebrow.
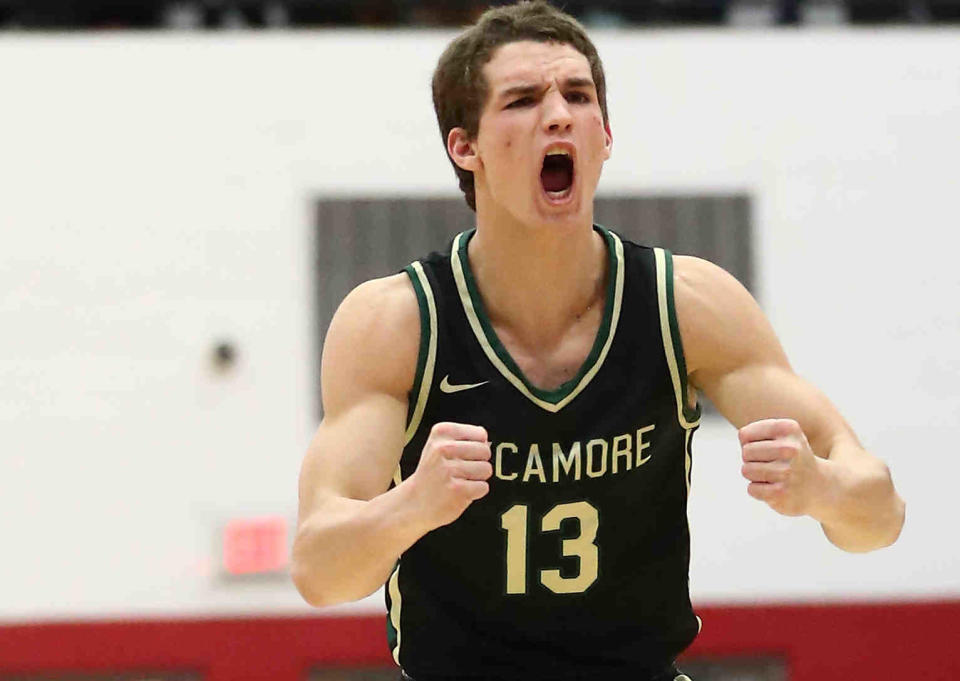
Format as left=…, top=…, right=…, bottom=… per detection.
left=497, top=77, right=596, bottom=100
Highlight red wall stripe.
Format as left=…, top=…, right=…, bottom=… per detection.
left=1, top=601, right=958, bottom=680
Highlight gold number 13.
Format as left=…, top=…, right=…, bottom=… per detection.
left=500, top=501, right=599, bottom=595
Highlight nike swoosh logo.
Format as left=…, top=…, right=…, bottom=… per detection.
left=439, top=375, right=489, bottom=394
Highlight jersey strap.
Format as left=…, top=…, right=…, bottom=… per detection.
left=654, top=248, right=701, bottom=429
left=402, top=260, right=439, bottom=447
left=387, top=260, right=439, bottom=664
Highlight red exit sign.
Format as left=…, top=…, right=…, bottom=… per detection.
left=222, top=516, right=288, bottom=576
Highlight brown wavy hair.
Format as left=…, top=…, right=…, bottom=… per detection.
left=431, top=1, right=609, bottom=211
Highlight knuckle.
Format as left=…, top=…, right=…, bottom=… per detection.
left=437, top=441, right=459, bottom=458
left=432, top=422, right=456, bottom=437
left=782, top=441, right=801, bottom=457
left=739, top=423, right=763, bottom=444
left=776, top=419, right=799, bottom=436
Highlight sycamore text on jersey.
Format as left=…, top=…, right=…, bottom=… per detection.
left=492, top=424, right=657, bottom=483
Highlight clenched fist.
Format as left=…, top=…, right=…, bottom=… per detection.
left=739, top=418, right=829, bottom=518
left=407, top=421, right=493, bottom=532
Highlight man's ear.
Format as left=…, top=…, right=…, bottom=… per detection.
left=602, top=118, right=613, bottom=160
left=447, top=127, right=480, bottom=172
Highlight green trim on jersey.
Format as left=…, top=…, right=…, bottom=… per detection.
left=654, top=248, right=701, bottom=429
left=387, top=562, right=403, bottom=665
left=664, top=250, right=701, bottom=426
left=387, top=262, right=437, bottom=665
left=386, top=614, right=397, bottom=658
left=450, top=226, right=625, bottom=413
left=403, top=261, right=438, bottom=446
left=391, top=262, right=437, bottom=665
left=386, top=560, right=398, bottom=654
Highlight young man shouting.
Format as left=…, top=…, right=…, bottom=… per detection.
left=293, top=3, right=905, bottom=680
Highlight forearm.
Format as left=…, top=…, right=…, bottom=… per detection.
left=811, top=444, right=905, bottom=553
left=292, top=482, right=429, bottom=607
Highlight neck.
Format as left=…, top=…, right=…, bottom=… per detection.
left=467, top=209, right=607, bottom=351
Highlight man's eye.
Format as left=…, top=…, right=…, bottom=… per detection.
left=507, top=97, right=533, bottom=108
left=567, top=92, right=591, bottom=103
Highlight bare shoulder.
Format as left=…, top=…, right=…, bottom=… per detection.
left=672, top=255, right=787, bottom=378
left=320, top=272, right=421, bottom=414
left=673, top=254, right=747, bottom=302
left=672, top=255, right=755, bottom=337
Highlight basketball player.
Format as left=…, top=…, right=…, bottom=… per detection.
left=292, top=3, right=905, bottom=680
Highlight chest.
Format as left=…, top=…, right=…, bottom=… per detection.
left=493, top=308, right=603, bottom=392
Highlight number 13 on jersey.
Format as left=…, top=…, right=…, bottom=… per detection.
left=500, top=501, right=599, bottom=595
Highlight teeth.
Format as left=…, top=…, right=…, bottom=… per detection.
left=545, top=146, right=571, bottom=157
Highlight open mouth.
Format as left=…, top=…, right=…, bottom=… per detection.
left=540, top=149, right=575, bottom=200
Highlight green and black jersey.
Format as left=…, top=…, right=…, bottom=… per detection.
left=387, top=225, right=702, bottom=680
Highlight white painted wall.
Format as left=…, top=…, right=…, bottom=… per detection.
left=1, top=29, right=957, bottom=622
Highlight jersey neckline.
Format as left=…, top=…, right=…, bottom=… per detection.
left=449, top=225, right=625, bottom=413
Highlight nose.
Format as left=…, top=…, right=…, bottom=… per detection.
left=542, top=90, right=573, bottom=133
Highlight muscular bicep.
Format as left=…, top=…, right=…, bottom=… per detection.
left=298, top=395, right=408, bottom=514
left=297, top=274, right=419, bottom=520
left=675, top=256, right=857, bottom=457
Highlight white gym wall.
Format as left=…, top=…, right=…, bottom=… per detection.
left=1, top=29, right=957, bottom=621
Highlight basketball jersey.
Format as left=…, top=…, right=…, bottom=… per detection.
left=386, top=226, right=702, bottom=680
